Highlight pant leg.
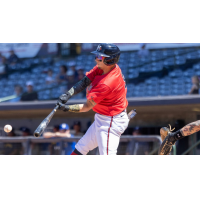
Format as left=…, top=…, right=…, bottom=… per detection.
left=75, top=121, right=98, bottom=155
left=95, top=113, right=129, bottom=155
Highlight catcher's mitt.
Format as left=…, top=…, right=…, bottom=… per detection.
left=158, top=124, right=176, bottom=155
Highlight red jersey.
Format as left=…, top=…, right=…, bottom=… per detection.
left=86, top=64, right=128, bottom=116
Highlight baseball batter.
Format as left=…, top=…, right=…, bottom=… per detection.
left=57, top=43, right=130, bottom=155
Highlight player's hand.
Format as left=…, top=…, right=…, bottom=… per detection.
left=57, top=92, right=71, bottom=104
left=57, top=102, right=70, bottom=112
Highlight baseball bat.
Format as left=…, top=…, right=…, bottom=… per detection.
left=34, top=105, right=59, bottom=137
left=128, top=109, right=137, bottom=120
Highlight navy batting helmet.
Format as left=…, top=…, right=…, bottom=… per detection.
left=91, top=43, right=120, bottom=66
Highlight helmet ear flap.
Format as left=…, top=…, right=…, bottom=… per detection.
left=116, top=54, right=120, bottom=63
left=103, top=53, right=120, bottom=66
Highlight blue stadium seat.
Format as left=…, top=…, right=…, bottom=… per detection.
left=171, top=89, right=185, bottom=95
left=174, top=49, right=186, bottom=55
left=151, top=62, right=163, bottom=71
left=129, top=52, right=137, bottom=58
left=33, top=58, right=41, bottom=64
left=187, top=52, right=199, bottom=60
left=163, top=58, right=174, bottom=66
left=145, top=77, right=158, bottom=84
left=42, top=57, right=52, bottom=64
left=2, top=46, right=199, bottom=100
left=159, top=76, right=171, bottom=84
left=159, top=90, right=171, bottom=96
left=183, top=69, right=195, bottom=77
left=175, top=55, right=186, bottom=65
left=193, top=63, right=200, bottom=71
left=146, top=90, right=158, bottom=96
left=171, top=77, right=184, bottom=84
left=169, top=69, right=183, bottom=77
left=162, top=50, right=174, bottom=57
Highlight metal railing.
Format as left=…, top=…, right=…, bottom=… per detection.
left=0, top=135, right=162, bottom=155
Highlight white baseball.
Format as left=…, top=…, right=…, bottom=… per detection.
left=4, top=125, right=12, bottom=133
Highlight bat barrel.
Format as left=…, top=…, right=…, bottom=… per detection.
left=34, top=132, right=40, bottom=137
left=33, top=105, right=59, bottom=137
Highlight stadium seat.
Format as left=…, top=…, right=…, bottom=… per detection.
left=174, top=49, right=187, bottom=55
left=183, top=69, right=195, bottom=77
left=1, top=46, right=199, bottom=101
left=159, top=89, right=171, bottom=96
left=33, top=58, right=41, bottom=64
left=175, top=55, right=186, bottom=65
left=169, top=69, right=183, bottom=77
left=193, top=63, right=200, bottom=71
left=163, top=58, right=175, bottom=66
left=187, top=52, right=199, bottom=60
left=162, top=50, right=174, bottom=57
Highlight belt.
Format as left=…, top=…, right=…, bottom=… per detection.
left=96, top=109, right=126, bottom=116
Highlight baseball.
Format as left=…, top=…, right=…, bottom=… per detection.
left=4, top=125, right=12, bottom=133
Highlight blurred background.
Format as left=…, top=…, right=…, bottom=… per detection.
left=0, top=43, right=200, bottom=155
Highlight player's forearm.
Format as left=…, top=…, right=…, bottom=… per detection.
left=58, top=99, right=95, bottom=113
left=58, top=77, right=91, bottom=104
left=68, top=103, right=91, bottom=113
left=68, top=76, right=91, bottom=96
left=180, top=120, right=200, bottom=136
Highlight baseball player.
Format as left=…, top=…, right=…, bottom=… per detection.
left=159, top=120, right=200, bottom=155
left=57, top=43, right=130, bottom=155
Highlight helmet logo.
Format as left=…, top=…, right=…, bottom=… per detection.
left=97, top=45, right=102, bottom=51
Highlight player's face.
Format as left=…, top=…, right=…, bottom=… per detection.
left=95, top=56, right=106, bottom=70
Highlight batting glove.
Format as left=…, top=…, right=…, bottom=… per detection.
left=57, top=102, right=70, bottom=112
left=57, top=91, right=72, bottom=104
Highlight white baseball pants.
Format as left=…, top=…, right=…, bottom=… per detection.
left=75, top=111, right=129, bottom=155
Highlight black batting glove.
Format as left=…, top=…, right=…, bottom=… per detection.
left=57, top=91, right=72, bottom=104
left=57, top=102, right=70, bottom=112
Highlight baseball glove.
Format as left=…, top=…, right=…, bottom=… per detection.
left=158, top=124, right=176, bottom=155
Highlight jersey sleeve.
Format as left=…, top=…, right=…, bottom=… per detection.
left=87, top=84, right=111, bottom=104
left=86, top=65, right=103, bottom=82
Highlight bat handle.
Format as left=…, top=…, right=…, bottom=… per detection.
left=128, top=109, right=137, bottom=120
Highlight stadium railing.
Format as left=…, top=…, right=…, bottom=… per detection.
left=0, top=135, right=162, bottom=155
